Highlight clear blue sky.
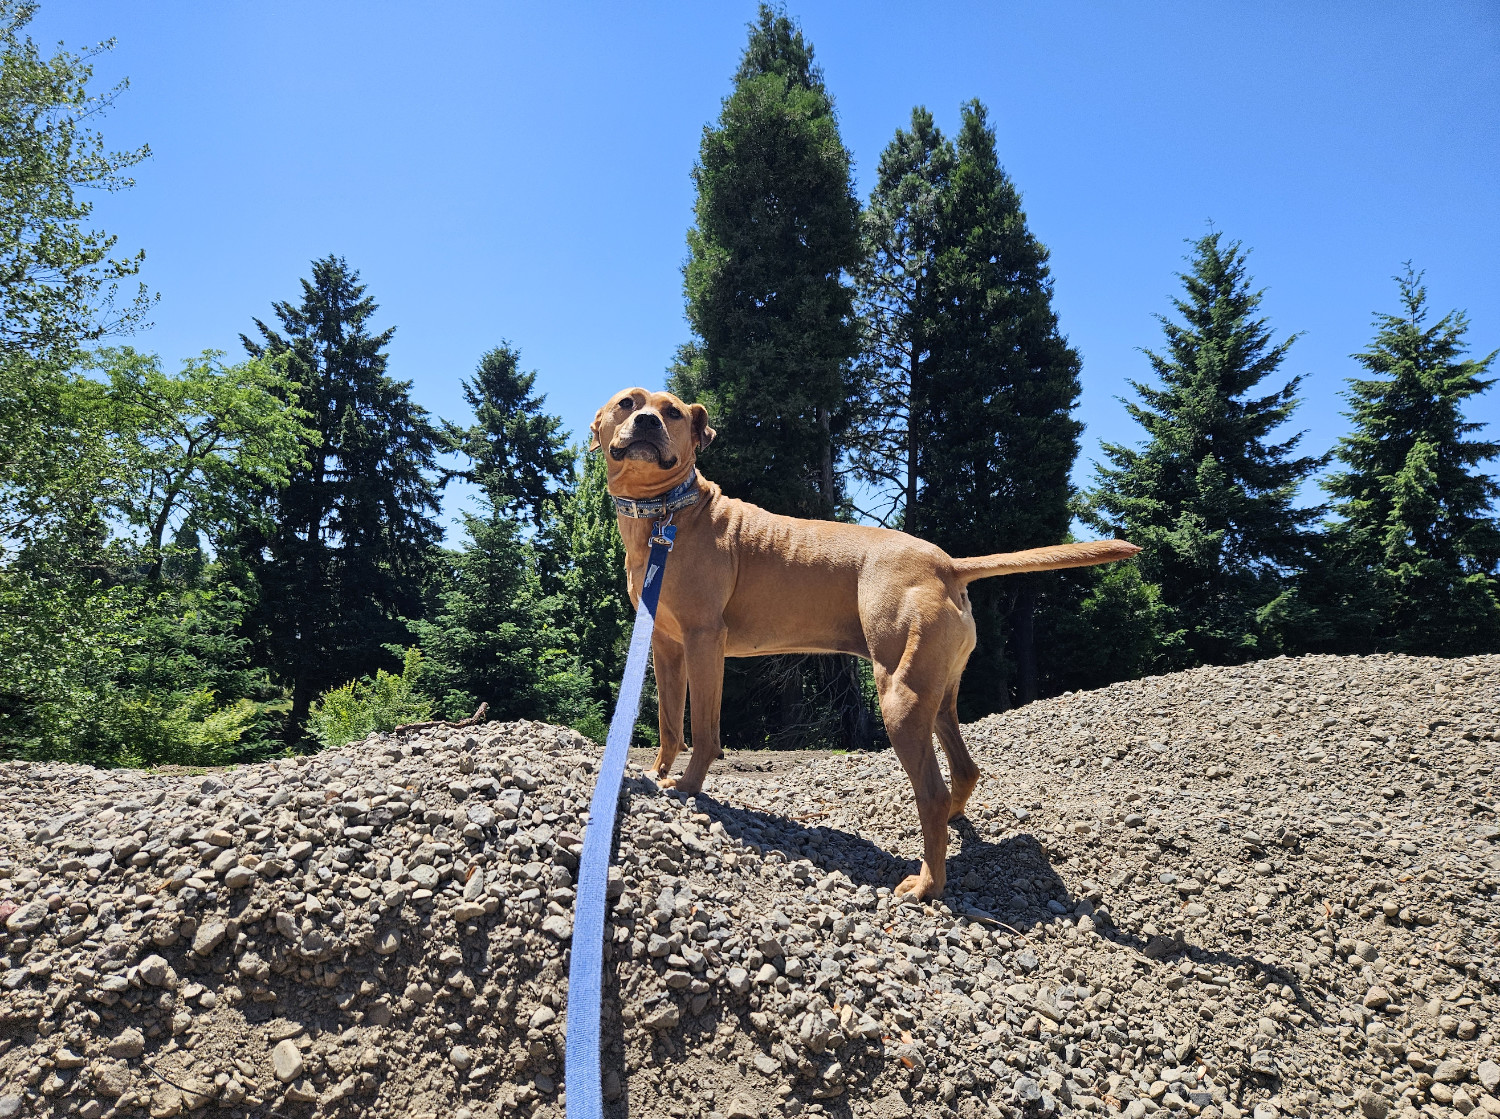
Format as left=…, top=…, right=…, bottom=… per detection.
left=30, top=2, right=1500, bottom=537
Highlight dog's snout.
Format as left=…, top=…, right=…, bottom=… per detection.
left=632, top=411, right=663, bottom=431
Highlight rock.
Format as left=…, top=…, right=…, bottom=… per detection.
left=106, top=1027, right=146, bottom=1059
left=137, top=954, right=174, bottom=987
left=191, top=919, right=227, bottom=956
left=4, top=901, right=46, bottom=933
left=1357, top=1088, right=1390, bottom=1119
left=0, top=1097, right=21, bottom=1119
left=1436, top=1060, right=1468, bottom=1084
left=0, top=653, right=1492, bottom=1119
left=1478, top=1062, right=1500, bottom=1095
left=725, top=1095, right=759, bottom=1119
left=272, top=1040, right=304, bottom=1083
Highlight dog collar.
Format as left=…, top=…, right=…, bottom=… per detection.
left=612, top=469, right=700, bottom=519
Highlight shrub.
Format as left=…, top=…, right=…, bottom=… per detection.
left=306, top=647, right=433, bottom=749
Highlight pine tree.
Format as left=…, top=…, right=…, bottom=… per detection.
left=668, top=3, right=861, bottom=520
left=559, top=450, right=630, bottom=715
left=849, top=102, right=1082, bottom=712
left=668, top=5, right=867, bottom=748
left=239, top=257, right=441, bottom=735
left=441, top=344, right=572, bottom=533
left=1085, top=232, right=1321, bottom=666
left=1313, top=269, right=1500, bottom=654
left=847, top=106, right=952, bottom=528
left=411, top=513, right=595, bottom=725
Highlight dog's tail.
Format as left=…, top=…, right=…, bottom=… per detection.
left=950, top=539, right=1140, bottom=585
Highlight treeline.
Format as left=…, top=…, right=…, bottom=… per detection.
left=1, top=3, right=1497, bottom=766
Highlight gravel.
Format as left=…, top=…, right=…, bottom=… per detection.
left=1, top=652, right=1496, bottom=1119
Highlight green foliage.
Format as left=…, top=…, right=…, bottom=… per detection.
left=669, top=3, right=861, bottom=520
left=558, top=449, right=630, bottom=715
left=306, top=647, right=432, bottom=750
left=239, top=257, right=442, bottom=734
left=1035, top=558, right=1183, bottom=695
left=441, top=344, right=573, bottom=534
left=0, top=570, right=261, bottom=766
left=412, top=512, right=599, bottom=729
left=1294, top=270, right=1500, bottom=655
left=94, top=347, right=316, bottom=578
left=0, top=1, right=152, bottom=363
left=847, top=106, right=952, bottom=528
left=850, top=101, right=1082, bottom=713
left=1085, top=232, right=1322, bottom=668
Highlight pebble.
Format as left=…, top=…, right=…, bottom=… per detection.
left=0, top=655, right=1494, bottom=1119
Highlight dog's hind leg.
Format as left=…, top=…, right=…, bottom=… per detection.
left=936, top=683, right=980, bottom=822
left=877, top=666, right=950, bottom=901
left=649, top=632, right=687, bottom=780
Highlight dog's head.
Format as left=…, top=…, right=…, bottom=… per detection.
left=589, top=388, right=715, bottom=499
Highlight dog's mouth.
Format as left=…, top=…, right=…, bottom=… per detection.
left=609, top=439, right=677, bottom=468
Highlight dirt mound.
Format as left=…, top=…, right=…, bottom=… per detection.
left=1, top=654, right=1497, bottom=1119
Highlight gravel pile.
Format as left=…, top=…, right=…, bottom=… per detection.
left=1, top=653, right=1497, bottom=1119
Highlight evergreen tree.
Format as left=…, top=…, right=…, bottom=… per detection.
left=441, top=344, right=572, bottom=533
left=1085, top=232, right=1321, bottom=666
left=239, top=257, right=441, bottom=735
left=669, top=3, right=861, bottom=519
left=1308, top=269, right=1500, bottom=654
left=847, top=106, right=952, bottom=528
left=933, top=102, right=1082, bottom=711
left=668, top=5, right=867, bottom=748
left=850, top=101, right=1081, bottom=712
left=411, top=513, right=595, bottom=726
left=559, top=449, right=630, bottom=717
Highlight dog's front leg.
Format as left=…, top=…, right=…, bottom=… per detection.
left=649, top=632, right=687, bottom=780
left=661, top=624, right=727, bottom=796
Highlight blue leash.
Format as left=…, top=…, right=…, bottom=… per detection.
left=565, top=519, right=677, bottom=1119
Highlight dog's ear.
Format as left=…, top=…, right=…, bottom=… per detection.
left=587, top=405, right=606, bottom=451
left=689, top=403, right=716, bottom=450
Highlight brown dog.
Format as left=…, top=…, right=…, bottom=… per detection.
left=591, top=387, right=1139, bottom=900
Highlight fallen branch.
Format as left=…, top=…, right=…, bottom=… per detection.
left=394, top=702, right=489, bottom=735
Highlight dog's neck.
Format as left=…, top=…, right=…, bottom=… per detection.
left=610, top=468, right=699, bottom=520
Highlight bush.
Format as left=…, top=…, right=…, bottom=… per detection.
left=306, top=647, right=433, bottom=749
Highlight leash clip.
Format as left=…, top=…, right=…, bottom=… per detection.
left=650, top=512, right=677, bottom=551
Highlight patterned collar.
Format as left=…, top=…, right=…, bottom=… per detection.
left=612, top=469, right=701, bottom=519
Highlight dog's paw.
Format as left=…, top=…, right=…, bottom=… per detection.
left=894, top=867, right=943, bottom=901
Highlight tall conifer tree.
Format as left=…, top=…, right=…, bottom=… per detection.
left=1306, top=269, right=1500, bottom=654
left=1085, top=233, right=1320, bottom=666
left=669, top=4, right=861, bottom=518
left=669, top=5, right=867, bottom=748
left=847, top=107, right=952, bottom=529
left=930, top=103, right=1082, bottom=710
left=239, top=257, right=441, bottom=734
left=440, top=344, right=572, bottom=533
left=852, top=102, right=1080, bottom=711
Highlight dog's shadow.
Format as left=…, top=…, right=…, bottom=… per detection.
left=657, top=784, right=1323, bottom=1012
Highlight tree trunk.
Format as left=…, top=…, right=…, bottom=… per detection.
left=822, top=654, right=874, bottom=751
left=1014, top=581, right=1038, bottom=706
left=288, top=668, right=314, bottom=744
left=817, top=406, right=834, bottom=516
left=905, top=345, right=919, bottom=532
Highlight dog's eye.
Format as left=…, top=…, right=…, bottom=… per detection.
left=617, top=398, right=634, bottom=411
left=664, top=406, right=682, bottom=419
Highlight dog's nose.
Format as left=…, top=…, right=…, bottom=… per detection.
left=633, top=412, right=662, bottom=430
